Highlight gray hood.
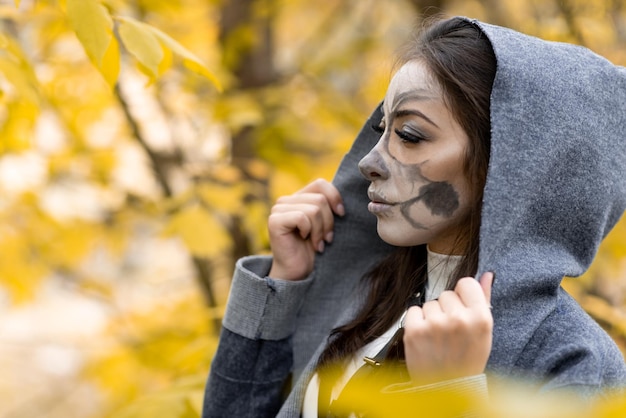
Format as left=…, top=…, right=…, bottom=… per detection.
left=475, top=20, right=626, bottom=370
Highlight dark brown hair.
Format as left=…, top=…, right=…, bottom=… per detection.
left=317, top=17, right=496, bottom=369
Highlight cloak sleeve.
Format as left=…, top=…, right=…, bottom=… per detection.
left=202, top=255, right=314, bottom=417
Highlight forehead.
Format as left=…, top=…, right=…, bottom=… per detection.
left=383, top=61, right=442, bottom=113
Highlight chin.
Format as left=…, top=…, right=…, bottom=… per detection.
left=376, top=223, right=428, bottom=247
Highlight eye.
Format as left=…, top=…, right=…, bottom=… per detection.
left=394, top=128, right=425, bottom=144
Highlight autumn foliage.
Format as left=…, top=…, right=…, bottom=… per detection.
left=0, top=0, right=625, bottom=416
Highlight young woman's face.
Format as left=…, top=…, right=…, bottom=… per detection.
left=358, top=60, right=472, bottom=254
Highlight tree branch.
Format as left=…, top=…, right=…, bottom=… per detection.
left=114, top=83, right=174, bottom=197
left=114, top=82, right=218, bottom=321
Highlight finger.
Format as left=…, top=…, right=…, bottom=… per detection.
left=268, top=211, right=313, bottom=241
left=421, top=299, right=444, bottom=318
left=478, top=271, right=494, bottom=306
left=454, top=277, right=489, bottom=309
left=404, top=305, right=425, bottom=325
left=271, top=202, right=330, bottom=248
left=272, top=192, right=334, bottom=229
left=437, top=290, right=464, bottom=313
left=297, top=179, right=345, bottom=216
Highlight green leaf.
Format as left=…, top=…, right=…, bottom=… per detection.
left=117, top=16, right=164, bottom=81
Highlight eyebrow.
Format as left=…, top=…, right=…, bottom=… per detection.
left=393, top=109, right=438, bottom=128
left=384, top=90, right=439, bottom=128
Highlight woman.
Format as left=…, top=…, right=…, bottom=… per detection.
left=202, top=16, right=626, bottom=417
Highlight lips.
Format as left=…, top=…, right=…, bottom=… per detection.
left=367, top=190, right=393, bottom=205
left=367, top=190, right=396, bottom=214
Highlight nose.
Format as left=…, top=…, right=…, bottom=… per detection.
left=358, top=148, right=389, bottom=181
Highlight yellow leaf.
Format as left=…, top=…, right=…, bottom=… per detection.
left=0, top=100, right=39, bottom=152
left=0, top=235, right=47, bottom=303
left=242, top=200, right=270, bottom=252
left=594, top=393, right=626, bottom=418
left=182, top=59, right=223, bottom=90
left=145, top=24, right=222, bottom=91
left=245, top=159, right=271, bottom=180
left=42, top=224, right=95, bottom=269
left=14, top=0, right=20, bottom=8
left=66, top=0, right=114, bottom=68
left=158, top=44, right=174, bottom=76
left=117, top=16, right=164, bottom=81
left=162, top=204, right=231, bottom=257
left=101, top=34, right=120, bottom=87
left=0, top=51, right=39, bottom=104
left=197, top=183, right=246, bottom=214
left=79, top=277, right=113, bottom=299
left=206, top=165, right=242, bottom=184
left=2, top=262, right=46, bottom=303
left=213, top=94, right=263, bottom=130
left=92, top=148, right=117, bottom=183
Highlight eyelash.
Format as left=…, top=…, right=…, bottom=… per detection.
left=395, top=129, right=424, bottom=144
left=370, top=121, right=425, bottom=144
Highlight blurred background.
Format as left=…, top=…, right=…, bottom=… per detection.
left=0, top=0, right=624, bottom=416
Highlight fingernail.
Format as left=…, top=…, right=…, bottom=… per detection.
left=325, top=231, right=334, bottom=243
left=318, top=241, right=325, bottom=253
left=336, top=203, right=345, bottom=216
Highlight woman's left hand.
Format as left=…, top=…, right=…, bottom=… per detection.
left=403, top=272, right=494, bottom=385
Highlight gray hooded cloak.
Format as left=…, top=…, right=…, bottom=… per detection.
left=202, top=17, right=626, bottom=417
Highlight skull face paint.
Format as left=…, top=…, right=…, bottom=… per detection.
left=358, top=61, right=472, bottom=254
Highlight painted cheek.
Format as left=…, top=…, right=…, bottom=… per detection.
left=419, top=181, right=460, bottom=217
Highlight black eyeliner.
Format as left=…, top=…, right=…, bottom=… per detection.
left=394, top=128, right=428, bottom=144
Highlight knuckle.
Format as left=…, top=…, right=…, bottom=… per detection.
left=270, top=203, right=284, bottom=214
left=312, top=193, right=326, bottom=206
left=296, top=211, right=308, bottom=223
left=276, top=195, right=291, bottom=204
left=475, top=313, right=493, bottom=332
left=307, top=206, right=324, bottom=225
left=310, top=203, right=322, bottom=217
left=403, top=324, right=423, bottom=341
left=438, top=290, right=455, bottom=301
left=455, top=277, right=475, bottom=290
left=429, top=316, right=448, bottom=330
left=477, top=320, right=493, bottom=335
left=268, top=213, right=280, bottom=224
left=423, top=300, right=438, bottom=309
left=403, top=318, right=424, bottom=337
left=448, top=312, right=470, bottom=329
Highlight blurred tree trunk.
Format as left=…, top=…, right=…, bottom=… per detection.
left=218, top=0, right=277, bottom=272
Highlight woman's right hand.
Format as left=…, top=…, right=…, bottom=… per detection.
left=268, top=179, right=345, bottom=281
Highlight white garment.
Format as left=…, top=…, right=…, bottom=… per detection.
left=302, top=247, right=462, bottom=417
left=425, top=248, right=463, bottom=301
